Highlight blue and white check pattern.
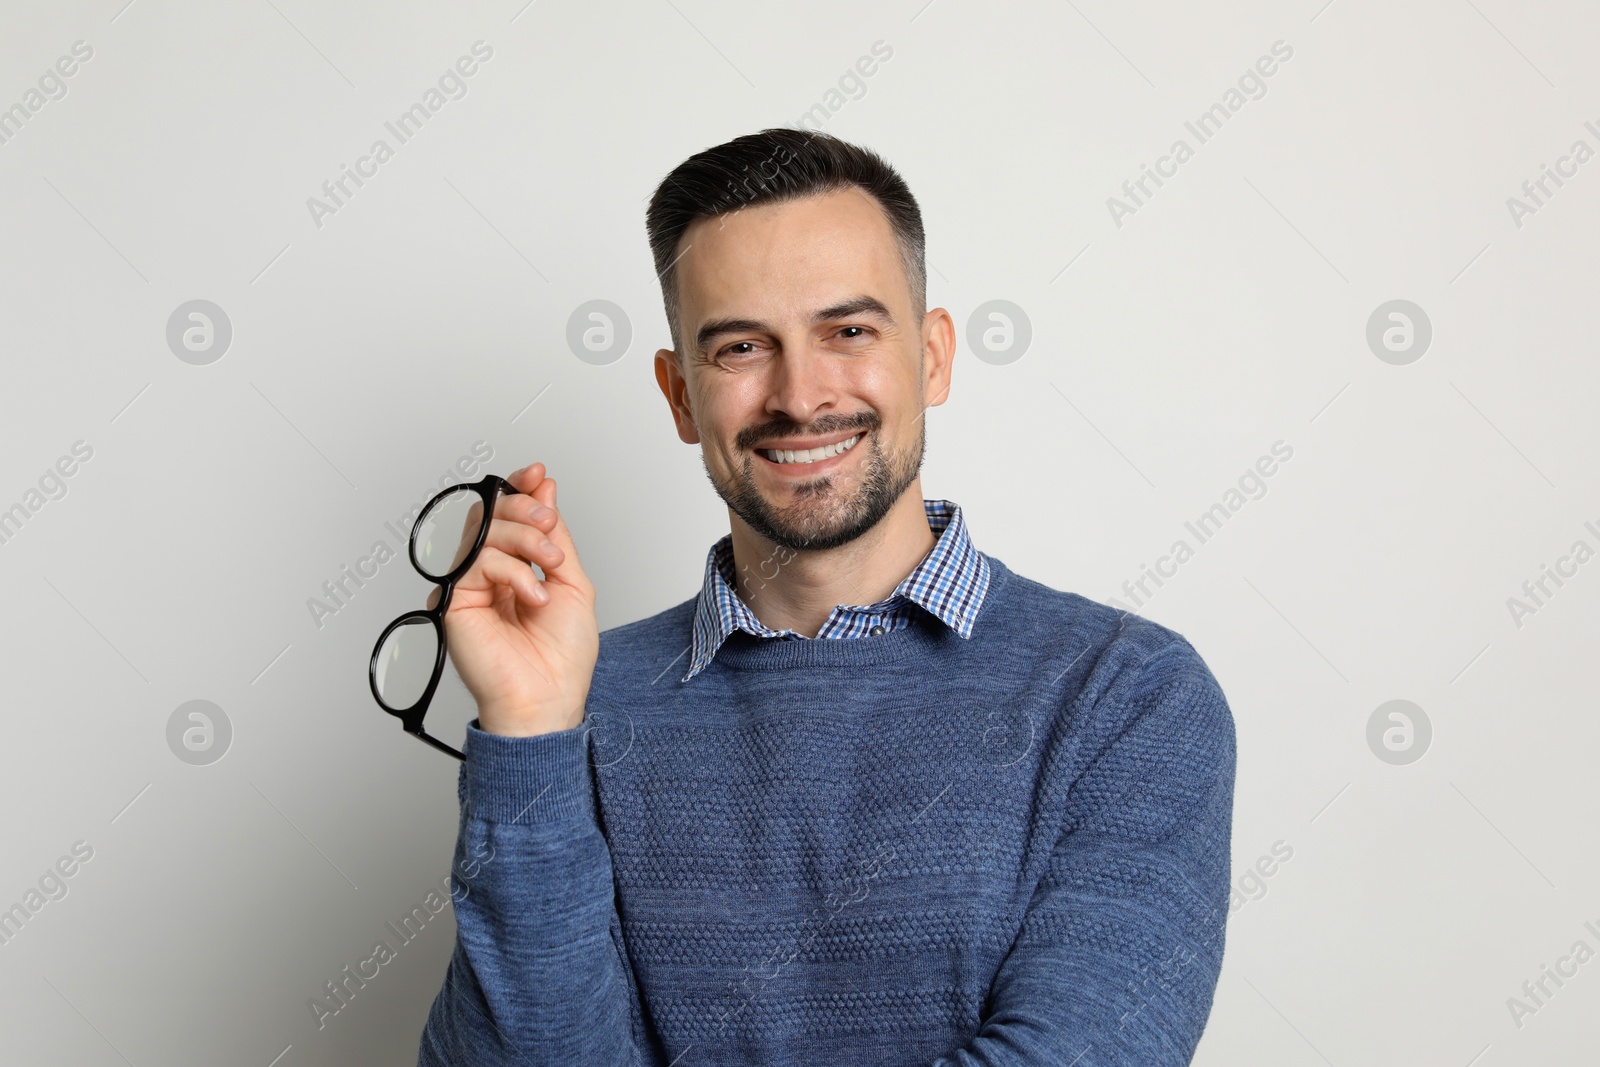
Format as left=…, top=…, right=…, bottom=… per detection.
left=681, top=499, right=991, bottom=683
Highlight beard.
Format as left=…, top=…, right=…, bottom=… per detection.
left=703, top=411, right=925, bottom=553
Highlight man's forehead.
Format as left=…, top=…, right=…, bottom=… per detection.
left=675, top=188, right=904, bottom=318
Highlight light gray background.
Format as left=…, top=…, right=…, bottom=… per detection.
left=1, top=0, right=1595, bottom=1063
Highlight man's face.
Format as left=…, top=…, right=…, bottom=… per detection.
left=654, top=188, right=952, bottom=553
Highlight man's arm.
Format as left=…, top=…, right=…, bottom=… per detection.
left=417, top=722, right=651, bottom=1067
left=410, top=466, right=644, bottom=1063
left=932, top=638, right=1237, bottom=1066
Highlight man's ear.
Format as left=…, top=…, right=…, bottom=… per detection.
left=654, top=348, right=701, bottom=444
left=921, top=307, right=956, bottom=409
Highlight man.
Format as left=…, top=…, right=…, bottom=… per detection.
left=417, top=129, right=1236, bottom=1066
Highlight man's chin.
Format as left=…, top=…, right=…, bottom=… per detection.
left=719, top=482, right=861, bottom=551
left=756, top=499, right=860, bottom=547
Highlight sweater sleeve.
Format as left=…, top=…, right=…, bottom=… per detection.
left=930, top=639, right=1238, bottom=1066
left=416, top=720, right=650, bottom=1067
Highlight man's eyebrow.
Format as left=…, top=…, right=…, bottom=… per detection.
left=694, top=296, right=895, bottom=354
left=814, top=295, right=894, bottom=327
left=696, top=317, right=767, bottom=354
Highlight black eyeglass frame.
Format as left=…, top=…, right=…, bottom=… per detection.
left=368, top=474, right=523, bottom=761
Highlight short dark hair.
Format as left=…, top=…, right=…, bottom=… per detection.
left=645, top=128, right=926, bottom=357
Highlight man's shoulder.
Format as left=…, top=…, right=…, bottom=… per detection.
left=985, top=554, right=1218, bottom=689
left=990, top=556, right=1232, bottom=770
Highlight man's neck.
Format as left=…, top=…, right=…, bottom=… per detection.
left=727, top=483, right=937, bottom=638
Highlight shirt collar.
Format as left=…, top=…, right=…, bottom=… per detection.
left=681, top=499, right=990, bottom=683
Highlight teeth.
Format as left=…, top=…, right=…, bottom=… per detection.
left=763, top=433, right=861, bottom=465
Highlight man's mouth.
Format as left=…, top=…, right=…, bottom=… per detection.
left=756, top=432, right=863, bottom=466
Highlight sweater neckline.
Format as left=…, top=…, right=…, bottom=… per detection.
left=703, top=555, right=1011, bottom=673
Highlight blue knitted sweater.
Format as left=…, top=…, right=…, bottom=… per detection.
left=418, top=554, right=1236, bottom=1066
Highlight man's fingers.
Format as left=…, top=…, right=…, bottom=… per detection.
left=481, top=508, right=563, bottom=567
left=527, top=478, right=591, bottom=594
left=506, top=462, right=547, bottom=497
left=463, top=545, right=549, bottom=606
left=493, top=463, right=545, bottom=524
left=484, top=464, right=589, bottom=596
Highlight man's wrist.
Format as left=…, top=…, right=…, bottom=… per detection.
left=477, top=703, right=586, bottom=738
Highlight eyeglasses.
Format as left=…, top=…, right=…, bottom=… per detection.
left=369, top=474, right=522, bottom=760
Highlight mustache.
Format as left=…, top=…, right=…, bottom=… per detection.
left=737, top=412, right=880, bottom=451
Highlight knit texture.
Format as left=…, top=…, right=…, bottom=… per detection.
left=418, top=553, right=1236, bottom=1066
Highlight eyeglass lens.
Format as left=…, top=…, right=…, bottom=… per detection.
left=373, top=618, right=439, bottom=711
left=414, top=487, right=490, bottom=578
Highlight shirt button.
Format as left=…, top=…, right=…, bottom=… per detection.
left=869, top=624, right=886, bottom=636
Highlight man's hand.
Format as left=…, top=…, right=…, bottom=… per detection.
left=431, top=463, right=598, bottom=738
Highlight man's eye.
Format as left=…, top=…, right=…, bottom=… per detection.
left=724, top=342, right=758, bottom=356
left=837, top=326, right=870, bottom=340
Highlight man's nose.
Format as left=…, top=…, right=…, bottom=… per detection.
left=764, top=342, right=840, bottom=425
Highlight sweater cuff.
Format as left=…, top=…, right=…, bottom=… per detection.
left=459, top=719, right=596, bottom=826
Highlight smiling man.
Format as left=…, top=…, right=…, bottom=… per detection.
left=417, top=129, right=1237, bottom=1066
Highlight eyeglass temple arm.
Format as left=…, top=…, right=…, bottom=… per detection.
left=409, top=725, right=465, bottom=761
